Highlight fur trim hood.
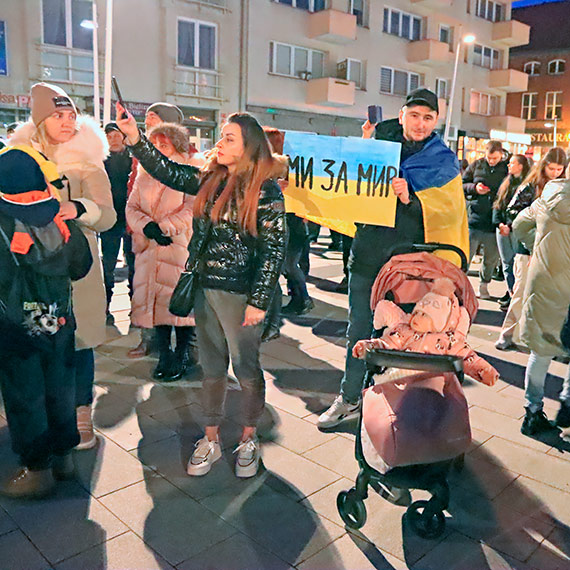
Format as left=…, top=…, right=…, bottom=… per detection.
left=10, top=116, right=109, bottom=169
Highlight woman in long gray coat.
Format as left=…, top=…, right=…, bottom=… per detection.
left=513, top=178, right=570, bottom=436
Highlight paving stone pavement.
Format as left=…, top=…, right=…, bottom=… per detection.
left=0, top=243, right=569, bottom=570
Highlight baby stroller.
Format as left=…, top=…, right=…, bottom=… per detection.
left=337, top=243, right=477, bottom=540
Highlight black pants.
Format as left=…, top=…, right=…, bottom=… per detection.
left=100, top=225, right=135, bottom=305
left=0, top=327, right=79, bottom=469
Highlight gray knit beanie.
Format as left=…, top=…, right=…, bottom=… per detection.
left=146, top=102, right=184, bottom=125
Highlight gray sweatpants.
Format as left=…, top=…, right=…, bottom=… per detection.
left=194, top=287, right=265, bottom=427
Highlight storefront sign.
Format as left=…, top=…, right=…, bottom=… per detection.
left=0, top=92, right=30, bottom=107
left=283, top=131, right=401, bottom=234
left=530, top=131, right=570, bottom=145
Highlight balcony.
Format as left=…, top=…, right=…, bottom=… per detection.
left=492, top=20, right=530, bottom=48
left=489, top=68, right=528, bottom=93
left=488, top=115, right=526, bottom=134
left=308, top=9, right=356, bottom=44
left=172, top=66, right=223, bottom=103
left=306, top=77, right=355, bottom=107
left=38, top=44, right=98, bottom=86
left=407, top=40, right=452, bottom=66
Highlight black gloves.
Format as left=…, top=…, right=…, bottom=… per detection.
left=143, top=222, right=173, bottom=246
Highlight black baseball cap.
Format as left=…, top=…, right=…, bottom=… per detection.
left=404, top=88, right=439, bottom=113
left=104, top=122, right=121, bottom=134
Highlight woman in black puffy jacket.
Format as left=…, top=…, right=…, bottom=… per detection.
left=116, top=106, right=287, bottom=478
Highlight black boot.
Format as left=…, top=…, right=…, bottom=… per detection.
left=281, top=297, right=314, bottom=316
left=521, top=408, right=560, bottom=436
left=555, top=401, right=570, bottom=428
left=166, top=327, right=197, bottom=381
left=153, top=350, right=173, bottom=380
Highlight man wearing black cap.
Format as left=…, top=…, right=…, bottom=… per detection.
left=101, top=122, right=135, bottom=323
left=318, top=88, right=469, bottom=429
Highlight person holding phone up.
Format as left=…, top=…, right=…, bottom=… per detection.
left=462, top=140, right=508, bottom=300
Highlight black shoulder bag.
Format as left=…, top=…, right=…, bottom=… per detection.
left=169, top=220, right=212, bottom=317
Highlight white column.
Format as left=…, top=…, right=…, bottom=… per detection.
left=92, top=1, right=100, bottom=123
left=103, top=0, right=114, bottom=125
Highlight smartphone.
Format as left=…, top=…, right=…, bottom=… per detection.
left=367, top=104, right=382, bottom=125
left=111, top=76, right=128, bottom=119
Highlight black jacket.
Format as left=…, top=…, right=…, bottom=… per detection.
left=506, top=182, right=538, bottom=255
left=492, top=175, right=523, bottom=227
left=104, top=149, right=132, bottom=229
left=129, top=135, right=287, bottom=311
left=349, top=119, right=428, bottom=278
left=462, top=158, right=508, bottom=232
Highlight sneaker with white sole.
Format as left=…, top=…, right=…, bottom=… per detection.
left=317, top=395, right=361, bottom=429
left=234, top=437, right=260, bottom=478
left=76, top=405, right=97, bottom=450
left=187, top=436, right=222, bottom=476
left=477, top=282, right=491, bottom=300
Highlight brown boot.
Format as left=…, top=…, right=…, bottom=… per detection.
left=127, top=339, right=149, bottom=358
left=76, top=405, right=97, bottom=450
left=0, top=467, right=55, bottom=499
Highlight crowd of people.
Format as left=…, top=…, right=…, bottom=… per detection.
left=0, top=82, right=569, bottom=500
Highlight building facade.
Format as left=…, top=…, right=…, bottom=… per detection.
left=1, top=0, right=529, bottom=152
left=506, top=0, right=570, bottom=160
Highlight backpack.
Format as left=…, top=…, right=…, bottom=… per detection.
left=0, top=219, right=91, bottom=353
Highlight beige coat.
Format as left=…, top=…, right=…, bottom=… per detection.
left=11, top=117, right=116, bottom=349
left=126, top=161, right=195, bottom=328
left=514, top=179, right=570, bottom=357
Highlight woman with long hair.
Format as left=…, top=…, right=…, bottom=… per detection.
left=11, top=83, right=116, bottom=449
left=492, top=154, right=530, bottom=301
left=126, top=123, right=196, bottom=381
left=116, top=106, right=287, bottom=478
left=496, top=147, right=567, bottom=351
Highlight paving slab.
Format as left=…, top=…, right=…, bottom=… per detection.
left=0, top=530, right=51, bottom=570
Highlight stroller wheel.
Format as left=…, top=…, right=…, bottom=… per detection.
left=406, top=500, right=446, bottom=539
left=337, top=490, right=367, bottom=529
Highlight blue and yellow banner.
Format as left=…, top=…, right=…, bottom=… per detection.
left=283, top=132, right=401, bottom=236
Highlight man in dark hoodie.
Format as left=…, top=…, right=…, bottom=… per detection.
left=100, top=122, right=135, bottom=323
left=318, top=88, right=469, bottom=429
left=462, top=140, right=508, bottom=299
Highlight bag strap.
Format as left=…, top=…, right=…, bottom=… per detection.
left=0, top=223, right=20, bottom=267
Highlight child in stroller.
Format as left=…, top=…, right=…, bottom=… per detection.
left=337, top=247, right=498, bottom=539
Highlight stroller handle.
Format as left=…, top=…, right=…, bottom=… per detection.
left=365, top=348, right=464, bottom=378
left=390, top=243, right=468, bottom=273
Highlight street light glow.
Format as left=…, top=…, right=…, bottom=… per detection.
left=544, top=123, right=554, bottom=128
left=80, top=19, right=96, bottom=29
left=463, top=34, right=476, bottom=44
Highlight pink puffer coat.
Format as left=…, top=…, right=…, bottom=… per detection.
left=126, top=161, right=195, bottom=328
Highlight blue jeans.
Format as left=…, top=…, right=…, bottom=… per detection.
left=340, top=271, right=376, bottom=404
left=524, top=351, right=570, bottom=413
left=496, top=229, right=518, bottom=293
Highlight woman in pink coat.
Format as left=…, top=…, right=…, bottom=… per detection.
left=126, top=123, right=196, bottom=381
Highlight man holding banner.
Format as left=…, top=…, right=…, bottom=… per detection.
left=317, top=88, right=469, bottom=429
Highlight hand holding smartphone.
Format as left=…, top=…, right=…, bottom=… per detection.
left=367, top=105, right=382, bottom=125
left=112, top=76, right=129, bottom=120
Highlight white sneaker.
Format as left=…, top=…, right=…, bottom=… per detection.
left=75, top=405, right=97, bottom=450
left=477, top=282, right=491, bottom=300
left=317, top=395, right=361, bottom=429
left=234, top=437, right=260, bottom=478
left=187, top=436, right=222, bottom=476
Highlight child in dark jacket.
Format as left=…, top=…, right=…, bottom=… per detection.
left=0, top=146, right=92, bottom=499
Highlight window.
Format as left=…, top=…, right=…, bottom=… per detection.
left=435, top=78, right=448, bottom=99
left=523, top=61, right=540, bottom=76
left=350, top=0, right=366, bottom=27
left=0, top=21, right=7, bottom=76
left=273, top=0, right=327, bottom=11
left=42, top=0, right=93, bottom=50
left=337, top=58, right=363, bottom=88
left=380, top=67, right=420, bottom=96
left=178, top=19, right=216, bottom=69
left=439, top=25, right=451, bottom=45
left=470, top=90, right=499, bottom=115
left=548, top=59, right=565, bottom=75
left=269, top=41, right=325, bottom=79
left=475, top=0, right=504, bottom=22
left=473, top=44, right=500, bottom=69
left=383, top=7, right=422, bottom=41
left=545, top=91, right=562, bottom=119
left=521, top=92, right=537, bottom=120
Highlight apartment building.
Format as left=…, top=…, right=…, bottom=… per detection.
left=0, top=0, right=529, bottom=151
left=245, top=0, right=530, bottom=151
left=0, top=0, right=240, bottom=149
left=506, top=1, right=570, bottom=159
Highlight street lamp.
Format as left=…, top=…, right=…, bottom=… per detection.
left=444, top=32, right=476, bottom=146
left=544, top=117, right=558, bottom=146
left=80, top=1, right=100, bottom=123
